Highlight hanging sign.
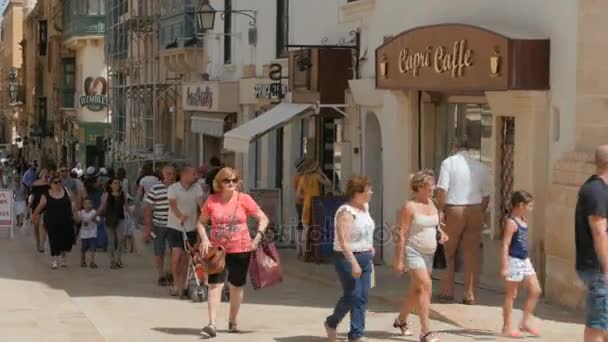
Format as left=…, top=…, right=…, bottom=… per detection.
left=80, top=76, right=109, bottom=111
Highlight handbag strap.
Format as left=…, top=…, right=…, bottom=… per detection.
left=230, top=192, right=240, bottom=227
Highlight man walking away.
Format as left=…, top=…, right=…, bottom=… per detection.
left=205, top=157, right=222, bottom=196
left=144, top=166, right=176, bottom=286
left=167, top=165, right=204, bottom=297
left=576, top=145, right=608, bottom=342
left=436, top=136, right=491, bottom=305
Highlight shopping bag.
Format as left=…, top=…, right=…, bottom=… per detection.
left=249, top=242, right=283, bottom=290
left=433, top=244, right=447, bottom=270
left=19, top=218, right=33, bottom=236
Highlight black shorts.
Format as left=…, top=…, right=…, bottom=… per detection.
left=81, top=238, right=97, bottom=252
left=167, top=228, right=198, bottom=250
left=208, top=252, right=251, bottom=287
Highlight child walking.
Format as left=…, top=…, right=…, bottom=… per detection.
left=79, top=199, right=99, bottom=268
left=501, top=191, right=542, bottom=338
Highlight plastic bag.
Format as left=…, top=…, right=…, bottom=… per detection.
left=20, top=218, right=33, bottom=236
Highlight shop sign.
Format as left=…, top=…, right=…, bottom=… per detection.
left=80, top=76, right=109, bottom=111
left=376, top=24, right=550, bottom=91
left=254, top=83, right=288, bottom=100
left=0, top=190, right=13, bottom=227
left=184, top=83, right=218, bottom=111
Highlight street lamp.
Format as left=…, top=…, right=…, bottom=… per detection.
left=195, top=0, right=257, bottom=33
left=196, top=0, right=216, bottom=31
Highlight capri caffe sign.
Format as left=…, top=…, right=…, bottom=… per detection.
left=376, top=24, right=550, bottom=91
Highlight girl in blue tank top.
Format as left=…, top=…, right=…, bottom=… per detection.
left=501, top=191, right=542, bottom=338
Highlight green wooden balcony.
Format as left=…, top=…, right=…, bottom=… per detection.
left=63, top=15, right=105, bottom=41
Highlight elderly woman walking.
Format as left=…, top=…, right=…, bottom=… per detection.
left=324, top=175, right=375, bottom=342
left=197, top=167, right=269, bottom=338
left=393, top=170, right=448, bottom=342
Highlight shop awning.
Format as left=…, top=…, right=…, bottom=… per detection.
left=224, top=103, right=313, bottom=153
left=190, top=113, right=230, bottom=137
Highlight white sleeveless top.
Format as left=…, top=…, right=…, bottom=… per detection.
left=333, top=204, right=375, bottom=253
left=407, top=213, right=439, bottom=255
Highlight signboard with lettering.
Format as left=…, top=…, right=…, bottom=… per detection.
left=0, top=190, right=13, bottom=229
left=375, top=24, right=550, bottom=91
left=80, top=76, right=109, bottom=111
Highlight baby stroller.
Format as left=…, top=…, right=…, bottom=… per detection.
left=183, top=231, right=230, bottom=303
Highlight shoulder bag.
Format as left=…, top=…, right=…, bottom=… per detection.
left=203, top=193, right=240, bottom=275
left=432, top=208, right=447, bottom=270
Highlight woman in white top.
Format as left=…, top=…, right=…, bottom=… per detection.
left=394, top=170, right=448, bottom=342
left=324, top=175, right=374, bottom=342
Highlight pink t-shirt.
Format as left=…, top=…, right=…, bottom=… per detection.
left=202, top=192, right=260, bottom=254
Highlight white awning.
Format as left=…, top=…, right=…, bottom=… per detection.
left=224, top=103, right=313, bottom=153
left=190, top=113, right=229, bottom=137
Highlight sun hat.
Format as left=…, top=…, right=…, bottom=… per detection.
left=300, top=158, right=319, bottom=174
left=85, top=166, right=99, bottom=178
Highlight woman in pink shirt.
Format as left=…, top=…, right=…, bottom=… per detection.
left=197, top=167, right=269, bottom=338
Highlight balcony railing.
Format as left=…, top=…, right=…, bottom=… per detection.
left=63, top=15, right=106, bottom=40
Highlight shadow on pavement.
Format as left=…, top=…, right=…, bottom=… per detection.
left=151, top=327, right=201, bottom=336
left=274, top=337, right=328, bottom=342
left=435, top=328, right=499, bottom=340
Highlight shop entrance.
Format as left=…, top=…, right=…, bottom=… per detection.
left=430, top=99, right=513, bottom=291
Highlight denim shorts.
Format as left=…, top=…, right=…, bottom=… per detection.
left=579, top=270, right=608, bottom=330
left=405, top=246, right=433, bottom=272
left=81, top=238, right=97, bottom=252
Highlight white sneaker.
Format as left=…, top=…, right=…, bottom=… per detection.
left=51, top=260, right=58, bottom=269
left=60, top=255, right=67, bottom=267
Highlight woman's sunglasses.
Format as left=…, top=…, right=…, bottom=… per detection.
left=222, top=178, right=238, bottom=185
left=52, top=180, right=61, bottom=185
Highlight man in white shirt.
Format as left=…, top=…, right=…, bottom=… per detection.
left=436, top=136, right=490, bottom=305
left=167, top=165, right=204, bottom=297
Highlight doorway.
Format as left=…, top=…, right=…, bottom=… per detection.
left=364, top=112, right=383, bottom=264
left=431, top=100, right=510, bottom=291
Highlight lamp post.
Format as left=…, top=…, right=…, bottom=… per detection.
left=195, top=0, right=256, bottom=33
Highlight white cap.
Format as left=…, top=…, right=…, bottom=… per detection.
left=100, top=167, right=108, bottom=175
left=86, top=166, right=97, bottom=177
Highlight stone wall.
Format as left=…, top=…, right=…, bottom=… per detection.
left=544, top=0, right=608, bottom=309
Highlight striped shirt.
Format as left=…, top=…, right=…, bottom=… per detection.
left=144, top=182, right=169, bottom=227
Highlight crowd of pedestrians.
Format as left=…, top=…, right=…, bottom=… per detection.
left=11, top=143, right=608, bottom=342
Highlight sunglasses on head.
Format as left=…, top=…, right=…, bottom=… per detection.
left=222, top=178, right=238, bottom=184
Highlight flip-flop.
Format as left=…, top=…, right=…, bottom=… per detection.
left=520, top=326, right=541, bottom=337
left=502, top=330, right=522, bottom=338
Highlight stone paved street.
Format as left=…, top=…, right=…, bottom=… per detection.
left=0, top=232, right=582, bottom=341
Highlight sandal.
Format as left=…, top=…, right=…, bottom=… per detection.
left=228, top=322, right=240, bottom=333
left=520, top=325, right=541, bottom=337
left=434, top=294, right=455, bottom=303
left=157, top=276, right=167, bottom=286
left=393, top=316, right=412, bottom=336
left=89, top=262, right=98, bottom=269
left=460, top=298, right=476, bottom=305
left=110, top=262, right=117, bottom=270
left=81, top=261, right=87, bottom=268
left=420, top=332, right=440, bottom=342
left=502, top=330, right=522, bottom=338
left=201, top=324, right=217, bottom=338
left=116, top=261, right=123, bottom=268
